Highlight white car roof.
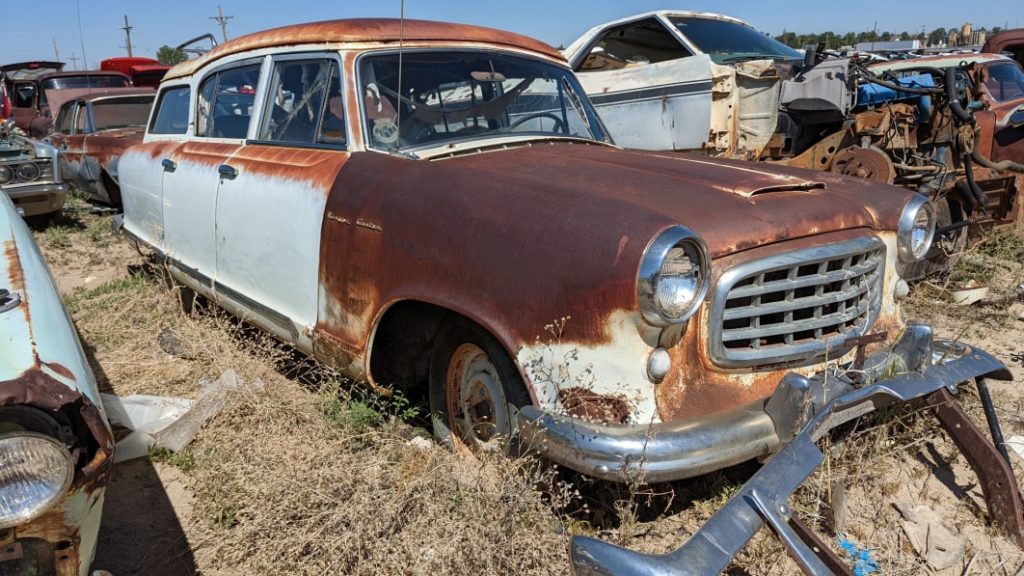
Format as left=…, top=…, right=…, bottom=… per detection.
left=564, top=10, right=753, bottom=61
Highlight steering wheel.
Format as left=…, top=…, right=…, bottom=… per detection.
left=510, top=112, right=567, bottom=134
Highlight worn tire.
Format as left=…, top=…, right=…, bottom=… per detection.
left=428, top=317, right=529, bottom=453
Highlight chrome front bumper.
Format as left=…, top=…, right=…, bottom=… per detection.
left=517, top=325, right=995, bottom=486
left=519, top=325, right=1014, bottom=575
left=3, top=182, right=68, bottom=217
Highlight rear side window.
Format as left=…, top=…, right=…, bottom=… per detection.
left=258, top=58, right=346, bottom=146
left=150, top=86, right=191, bottom=135
left=578, top=18, right=693, bottom=72
left=196, top=64, right=262, bottom=139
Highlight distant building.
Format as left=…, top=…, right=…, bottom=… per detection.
left=855, top=39, right=922, bottom=51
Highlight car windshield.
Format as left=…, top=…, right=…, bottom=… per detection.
left=359, top=51, right=607, bottom=154
left=984, top=61, right=1024, bottom=102
left=41, top=75, right=132, bottom=91
left=669, top=17, right=803, bottom=64
left=91, top=96, right=154, bottom=130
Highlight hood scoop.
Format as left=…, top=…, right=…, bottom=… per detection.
left=746, top=181, right=826, bottom=197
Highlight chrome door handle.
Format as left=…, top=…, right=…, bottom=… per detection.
left=161, top=158, right=177, bottom=172
left=0, top=289, right=22, bottom=314
left=218, top=164, right=238, bottom=179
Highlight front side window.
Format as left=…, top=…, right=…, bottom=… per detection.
left=54, top=102, right=77, bottom=134
left=359, top=51, right=606, bottom=153
left=91, top=96, right=155, bottom=130
left=150, top=86, right=191, bottom=135
left=669, top=17, right=803, bottom=64
left=578, top=18, right=693, bottom=72
left=258, top=58, right=345, bottom=145
left=984, top=62, right=1024, bottom=103
left=196, top=64, right=262, bottom=139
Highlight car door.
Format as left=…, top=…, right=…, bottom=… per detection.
left=119, top=83, right=192, bottom=252
left=570, top=16, right=714, bottom=151
left=46, top=102, right=86, bottom=190
left=162, top=61, right=263, bottom=288
left=214, top=53, right=349, bottom=348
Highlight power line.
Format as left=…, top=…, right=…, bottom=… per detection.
left=210, top=5, right=234, bottom=43
left=68, top=53, right=81, bottom=70
left=52, top=37, right=59, bottom=62
left=121, top=15, right=134, bottom=57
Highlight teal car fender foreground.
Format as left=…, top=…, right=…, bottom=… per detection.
left=0, top=190, right=113, bottom=575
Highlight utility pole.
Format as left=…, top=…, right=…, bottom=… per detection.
left=871, top=20, right=878, bottom=51
left=121, top=15, right=134, bottom=57
left=52, top=37, right=59, bottom=62
left=68, top=53, right=81, bottom=70
left=210, top=5, right=233, bottom=43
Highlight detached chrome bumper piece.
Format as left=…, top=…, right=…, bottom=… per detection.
left=519, top=326, right=1018, bottom=575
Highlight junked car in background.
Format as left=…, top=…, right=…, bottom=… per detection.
left=0, top=66, right=134, bottom=137
left=984, top=28, right=1024, bottom=66
left=100, top=57, right=171, bottom=89
left=0, top=120, right=67, bottom=217
left=45, top=89, right=155, bottom=206
left=0, top=187, right=113, bottom=574
left=566, top=11, right=1024, bottom=275
left=115, top=18, right=1016, bottom=573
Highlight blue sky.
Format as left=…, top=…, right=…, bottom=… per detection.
left=0, top=0, right=1019, bottom=66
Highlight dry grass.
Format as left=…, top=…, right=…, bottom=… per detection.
left=30, top=205, right=1024, bottom=575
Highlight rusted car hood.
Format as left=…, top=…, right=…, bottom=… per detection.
left=427, top=143, right=909, bottom=257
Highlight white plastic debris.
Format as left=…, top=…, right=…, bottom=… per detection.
left=894, top=501, right=966, bottom=570
left=101, top=394, right=194, bottom=463
left=407, top=436, right=433, bottom=452
left=1006, top=436, right=1024, bottom=461
left=101, top=369, right=262, bottom=463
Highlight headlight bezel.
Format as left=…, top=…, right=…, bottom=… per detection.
left=15, top=162, right=41, bottom=182
left=638, top=225, right=711, bottom=327
left=0, top=432, right=75, bottom=529
left=0, top=165, right=12, bottom=184
left=897, top=195, right=936, bottom=263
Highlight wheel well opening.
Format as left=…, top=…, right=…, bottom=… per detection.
left=369, top=301, right=454, bottom=398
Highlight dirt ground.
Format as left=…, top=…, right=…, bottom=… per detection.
left=29, top=200, right=1024, bottom=575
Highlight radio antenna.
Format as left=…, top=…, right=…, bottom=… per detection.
left=395, top=0, right=405, bottom=152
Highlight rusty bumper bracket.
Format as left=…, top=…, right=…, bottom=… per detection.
left=569, top=343, right=1014, bottom=576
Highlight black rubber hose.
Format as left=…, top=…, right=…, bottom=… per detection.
left=860, top=72, right=944, bottom=95
left=945, top=66, right=975, bottom=124
left=976, top=378, right=1011, bottom=465
left=962, top=154, right=989, bottom=214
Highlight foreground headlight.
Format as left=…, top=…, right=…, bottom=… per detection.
left=16, top=163, right=40, bottom=182
left=638, top=226, right=710, bottom=326
left=897, top=195, right=935, bottom=262
left=0, top=433, right=74, bottom=528
left=0, top=166, right=12, bottom=184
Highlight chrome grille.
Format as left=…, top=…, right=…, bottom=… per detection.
left=710, top=237, right=885, bottom=367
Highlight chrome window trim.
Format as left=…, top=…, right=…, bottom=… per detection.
left=708, top=236, right=885, bottom=368
left=254, top=51, right=350, bottom=151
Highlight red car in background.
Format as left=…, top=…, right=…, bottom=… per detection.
left=100, top=57, right=170, bottom=88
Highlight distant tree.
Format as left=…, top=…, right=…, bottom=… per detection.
left=928, top=27, right=947, bottom=46
left=156, top=45, right=187, bottom=66
left=898, top=31, right=912, bottom=41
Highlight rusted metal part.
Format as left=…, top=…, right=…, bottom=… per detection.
left=830, top=146, right=896, bottom=184
left=983, top=29, right=1024, bottom=64
left=165, top=18, right=564, bottom=81
left=786, top=516, right=855, bottom=576
left=847, top=332, right=889, bottom=384
left=925, top=387, right=1024, bottom=548
left=558, top=387, right=630, bottom=424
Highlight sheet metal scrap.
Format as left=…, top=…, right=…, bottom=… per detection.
left=569, top=336, right=1019, bottom=575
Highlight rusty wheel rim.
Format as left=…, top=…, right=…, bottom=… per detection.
left=445, top=343, right=509, bottom=449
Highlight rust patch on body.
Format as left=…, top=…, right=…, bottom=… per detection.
left=558, top=387, right=630, bottom=424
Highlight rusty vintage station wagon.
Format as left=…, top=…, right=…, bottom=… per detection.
left=115, top=19, right=1015, bottom=573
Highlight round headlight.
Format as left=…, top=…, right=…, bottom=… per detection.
left=16, top=163, right=40, bottom=182
left=638, top=226, right=710, bottom=326
left=0, top=166, right=12, bottom=184
left=0, top=433, right=74, bottom=528
left=897, top=195, right=935, bottom=262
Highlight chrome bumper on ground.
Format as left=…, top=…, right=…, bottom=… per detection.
left=522, top=326, right=1013, bottom=575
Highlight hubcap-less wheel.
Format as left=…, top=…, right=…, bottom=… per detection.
left=445, top=343, right=510, bottom=448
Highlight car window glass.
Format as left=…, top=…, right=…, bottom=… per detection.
left=75, top=106, right=90, bottom=133
left=984, top=62, right=1024, bottom=102
left=669, top=17, right=803, bottom=64
left=197, top=64, right=262, bottom=139
left=150, top=86, right=191, bottom=135
left=55, top=103, right=76, bottom=133
left=259, top=58, right=345, bottom=145
left=13, top=83, right=35, bottom=107
left=40, top=75, right=132, bottom=90
left=579, top=18, right=693, bottom=72
left=92, top=97, right=155, bottom=130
